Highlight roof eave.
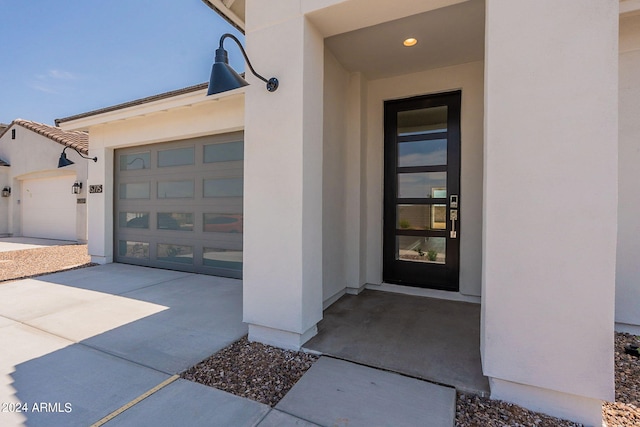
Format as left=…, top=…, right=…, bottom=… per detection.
left=57, top=85, right=245, bottom=131
left=201, top=0, right=245, bottom=34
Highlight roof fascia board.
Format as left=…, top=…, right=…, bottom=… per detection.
left=58, top=89, right=244, bottom=131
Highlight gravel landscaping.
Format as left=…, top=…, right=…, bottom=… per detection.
left=181, top=336, right=318, bottom=407
left=0, top=244, right=93, bottom=283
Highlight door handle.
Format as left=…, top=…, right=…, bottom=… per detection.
left=450, top=209, right=458, bottom=239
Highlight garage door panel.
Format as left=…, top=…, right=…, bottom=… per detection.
left=22, top=175, right=77, bottom=241
left=115, top=133, right=243, bottom=278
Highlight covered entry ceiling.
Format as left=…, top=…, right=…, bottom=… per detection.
left=325, top=0, right=485, bottom=79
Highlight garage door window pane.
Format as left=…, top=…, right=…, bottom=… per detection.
left=158, top=181, right=194, bottom=198
left=158, top=147, right=195, bottom=167
left=203, top=248, right=242, bottom=271
left=120, top=183, right=150, bottom=199
left=157, top=244, right=193, bottom=264
left=119, top=212, right=149, bottom=229
left=203, top=213, right=243, bottom=233
left=158, top=213, right=194, bottom=231
left=204, top=141, right=243, bottom=163
left=120, top=152, right=150, bottom=170
left=118, top=241, right=149, bottom=259
left=204, top=178, right=243, bottom=198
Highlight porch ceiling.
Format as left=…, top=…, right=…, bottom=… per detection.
left=325, top=0, right=485, bottom=80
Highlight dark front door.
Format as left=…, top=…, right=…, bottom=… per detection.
left=383, top=91, right=461, bottom=291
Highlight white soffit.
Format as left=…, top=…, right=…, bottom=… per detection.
left=202, top=0, right=246, bottom=32
left=325, top=0, right=485, bottom=80
left=305, top=0, right=471, bottom=37
left=621, top=0, right=640, bottom=16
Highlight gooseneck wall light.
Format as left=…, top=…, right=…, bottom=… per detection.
left=207, top=33, right=279, bottom=96
left=58, top=146, right=97, bottom=168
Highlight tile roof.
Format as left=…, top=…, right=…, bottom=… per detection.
left=0, top=119, right=89, bottom=154
left=55, top=82, right=209, bottom=125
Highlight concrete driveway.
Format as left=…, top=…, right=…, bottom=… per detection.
left=0, top=263, right=456, bottom=427
left=0, top=263, right=262, bottom=427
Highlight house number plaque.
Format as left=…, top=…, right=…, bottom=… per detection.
left=89, top=185, right=103, bottom=194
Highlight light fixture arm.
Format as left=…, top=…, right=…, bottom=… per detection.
left=219, top=34, right=279, bottom=92
left=64, top=146, right=97, bottom=162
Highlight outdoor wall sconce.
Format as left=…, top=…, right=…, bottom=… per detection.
left=72, top=181, right=82, bottom=195
left=207, top=33, right=279, bottom=96
left=58, top=146, right=97, bottom=168
left=1, top=187, right=10, bottom=197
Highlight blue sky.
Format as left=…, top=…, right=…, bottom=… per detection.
left=0, top=0, right=244, bottom=126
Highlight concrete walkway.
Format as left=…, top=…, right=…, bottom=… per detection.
left=0, top=237, right=78, bottom=252
left=304, top=290, right=490, bottom=396
left=0, top=264, right=455, bottom=426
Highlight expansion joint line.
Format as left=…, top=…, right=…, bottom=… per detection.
left=90, top=375, right=180, bottom=426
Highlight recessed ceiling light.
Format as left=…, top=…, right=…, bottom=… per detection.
left=403, top=38, right=418, bottom=47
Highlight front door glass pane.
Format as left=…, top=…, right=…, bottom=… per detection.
left=398, top=139, right=447, bottom=167
left=397, top=106, right=447, bottom=136
left=396, top=236, right=446, bottom=264
left=398, top=172, right=446, bottom=199
left=397, top=204, right=446, bottom=230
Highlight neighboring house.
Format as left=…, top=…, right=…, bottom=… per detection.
left=0, top=119, right=89, bottom=242
left=0, top=124, right=11, bottom=235
left=56, top=0, right=640, bottom=425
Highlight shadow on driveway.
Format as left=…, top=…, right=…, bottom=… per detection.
left=0, top=264, right=248, bottom=426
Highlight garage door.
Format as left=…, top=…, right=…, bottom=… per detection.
left=22, top=175, right=77, bottom=241
left=114, top=133, right=243, bottom=278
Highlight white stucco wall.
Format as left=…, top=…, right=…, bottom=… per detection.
left=0, top=126, right=88, bottom=242
left=322, top=47, right=349, bottom=306
left=616, top=13, right=640, bottom=332
left=75, top=92, right=244, bottom=264
left=365, top=60, right=485, bottom=299
left=483, top=1, right=618, bottom=425
left=244, top=1, right=325, bottom=349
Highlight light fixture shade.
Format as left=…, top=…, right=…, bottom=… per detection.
left=58, top=152, right=75, bottom=168
left=207, top=47, right=249, bottom=96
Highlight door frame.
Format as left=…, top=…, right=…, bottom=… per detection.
left=382, top=90, right=462, bottom=291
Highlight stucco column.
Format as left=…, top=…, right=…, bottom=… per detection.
left=243, top=3, right=324, bottom=349
left=86, top=144, right=113, bottom=264
left=482, top=1, right=618, bottom=425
